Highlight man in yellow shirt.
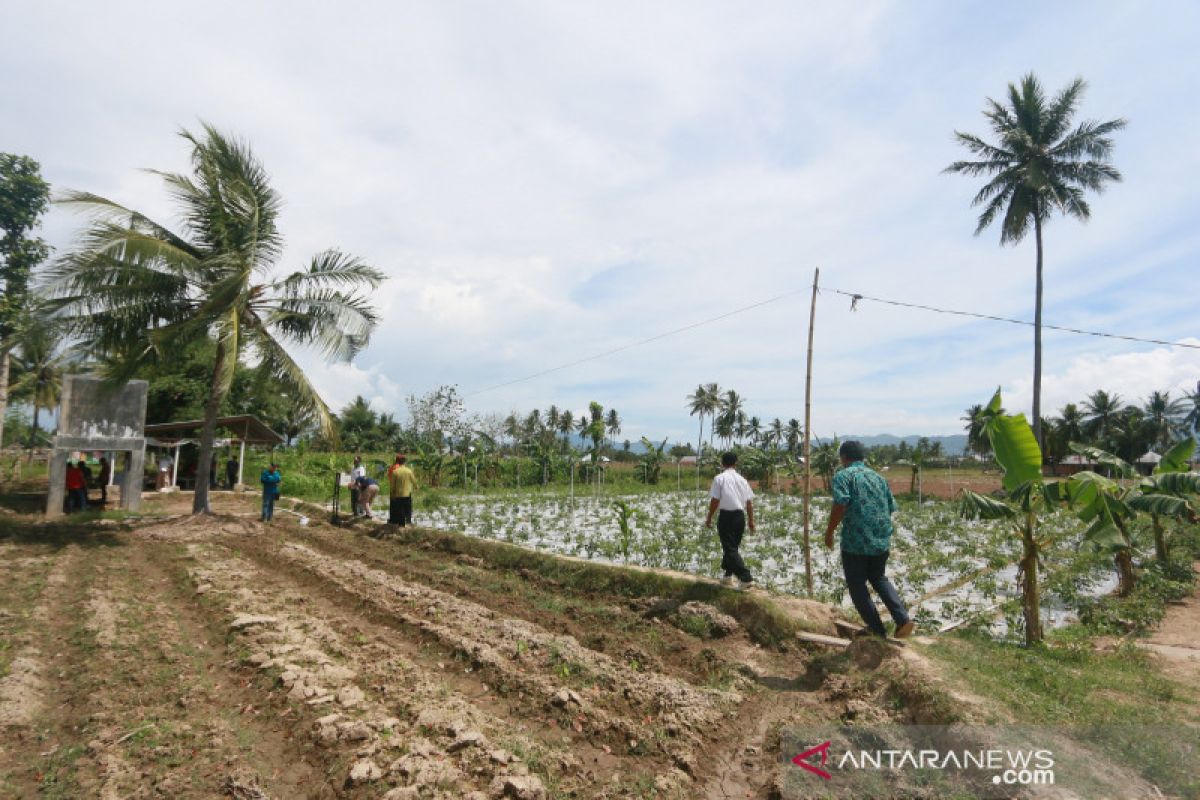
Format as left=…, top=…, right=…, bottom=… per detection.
left=387, top=453, right=418, bottom=526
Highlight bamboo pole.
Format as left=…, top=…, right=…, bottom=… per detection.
left=801, top=267, right=819, bottom=596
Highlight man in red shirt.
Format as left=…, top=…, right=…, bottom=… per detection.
left=65, top=461, right=88, bottom=513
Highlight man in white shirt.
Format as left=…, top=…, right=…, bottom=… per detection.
left=704, top=452, right=756, bottom=589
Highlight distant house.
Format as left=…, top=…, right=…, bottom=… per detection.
left=1053, top=453, right=1095, bottom=476
left=677, top=455, right=698, bottom=467
left=1136, top=451, right=1162, bottom=476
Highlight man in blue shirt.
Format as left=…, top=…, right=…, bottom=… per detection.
left=824, top=441, right=914, bottom=639
left=260, top=463, right=282, bottom=522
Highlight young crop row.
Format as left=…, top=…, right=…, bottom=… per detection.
left=409, top=491, right=1126, bottom=638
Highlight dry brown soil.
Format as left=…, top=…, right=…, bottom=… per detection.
left=0, top=490, right=1175, bottom=799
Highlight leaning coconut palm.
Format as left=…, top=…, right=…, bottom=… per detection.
left=945, top=74, right=1125, bottom=447
left=50, top=125, right=384, bottom=514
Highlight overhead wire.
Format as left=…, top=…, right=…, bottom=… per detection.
left=464, top=279, right=1198, bottom=396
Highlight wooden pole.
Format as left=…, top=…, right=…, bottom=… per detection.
left=801, top=268, right=819, bottom=596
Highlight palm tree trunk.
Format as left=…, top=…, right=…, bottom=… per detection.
left=1032, top=214, right=1044, bottom=451
left=0, top=349, right=9, bottom=450
left=1021, top=513, right=1042, bottom=646
left=25, top=403, right=40, bottom=456
left=192, top=341, right=229, bottom=514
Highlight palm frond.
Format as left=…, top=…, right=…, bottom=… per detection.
left=251, top=330, right=335, bottom=440
left=274, top=250, right=387, bottom=292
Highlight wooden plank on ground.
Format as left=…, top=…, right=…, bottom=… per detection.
left=797, top=631, right=852, bottom=648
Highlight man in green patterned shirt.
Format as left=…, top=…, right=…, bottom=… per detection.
left=824, top=440, right=914, bottom=639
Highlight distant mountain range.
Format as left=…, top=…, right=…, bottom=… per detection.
left=838, top=434, right=969, bottom=455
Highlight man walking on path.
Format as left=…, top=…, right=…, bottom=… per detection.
left=387, top=454, right=417, bottom=526
left=260, top=463, right=282, bottom=522
left=824, top=440, right=915, bottom=639
left=705, top=452, right=755, bottom=590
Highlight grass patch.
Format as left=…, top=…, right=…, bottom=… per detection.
left=928, top=630, right=1200, bottom=797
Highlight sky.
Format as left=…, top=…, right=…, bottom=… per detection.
left=3, top=0, right=1198, bottom=443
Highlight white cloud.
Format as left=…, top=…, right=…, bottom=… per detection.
left=4, top=1, right=1199, bottom=442
left=1006, top=339, right=1200, bottom=419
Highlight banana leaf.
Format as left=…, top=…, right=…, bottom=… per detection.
left=959, top=488, right=1016, bottom=520
left=1127, top=493, right=1192, bottom=518
left=1068, top=442, right=1133, bottom=478
left=1156, top=437, right=1197, bottom=474
left=984, top=407, right=1043, bottom=493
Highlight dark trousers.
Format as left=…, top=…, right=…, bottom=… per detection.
left=262, top=494, right=276, bottom=521
left=67, top=488, right=88, bottom=513
left=842, top=550, right=909, bottom=637
left=717, top=510, right=753, bottom=582
left=389, top=496, right=413, bottom=526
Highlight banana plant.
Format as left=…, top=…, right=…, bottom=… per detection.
left=636, top=437, right=669, bottom=484
left=959, top=388, right=1056, bottom=645
left=1072, top=437, right=1198, bottom=565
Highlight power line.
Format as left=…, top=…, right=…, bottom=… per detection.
left=466, top=279, right=1198, bottom=398
left=465, top=286, right=810, bottom=396
left=823, top=287, right=1200, bottom=351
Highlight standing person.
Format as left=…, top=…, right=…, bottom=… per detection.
left=65, top=460, right=88, bottom=513
left=355, top=474, right=380, bottom=518
left=260, top=463, right=282, bottom=522
left=156, top=452, right=173, bottom=490
left=350, top=455, right=366, bottom=515
left=97, top=456, right=111, bottom=506
left=387, top=454, right=418, bottom=526
left=824, top=440, right=915, bottom=639
left=225, top=455, right=239, bottom=489
left=704, top=452, right=755, bottom=590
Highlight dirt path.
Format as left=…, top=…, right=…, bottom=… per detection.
left=1139, top=561, right=1200, bottom=681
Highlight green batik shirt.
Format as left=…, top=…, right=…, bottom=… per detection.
left=831, top=461, right=897, bottom=555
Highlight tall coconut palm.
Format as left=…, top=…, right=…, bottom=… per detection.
left=687, top=385, right=709, bottom=458
left=605, top=408, right=621, bottom=450
left=51, top=125, right=384, bottom=513
left=1183, top=382, right=1200, bottom=439
left=785, top=418, right=802, bottom=455
left=1142, top=391, right=1186, bottom=451
left=1082, top=390, right=1124, bottom=443
left=945, top=74, right=1125, bottom=448
left=557, top=408, right=574, bottom=449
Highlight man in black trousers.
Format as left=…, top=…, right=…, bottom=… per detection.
left=824, top=440, right=915, bottom=639
left=704, top=451, right=756, bottom=590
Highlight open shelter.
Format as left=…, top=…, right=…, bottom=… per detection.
left=143, top=415, right=283, bottom=489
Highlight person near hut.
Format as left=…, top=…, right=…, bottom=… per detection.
left=387, top=454, right=418, bottom=526
left=824, top=440, right=915, bottom=639
left=65, top=460, right=88, bottom=513
left=225, top=455, right=239, bottom=489
left=260, top=463, right=282, bottom=522
left=97, top=456, right=111, bottom=506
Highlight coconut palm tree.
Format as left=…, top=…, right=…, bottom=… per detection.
left=605, top=408, right=621, bottom=450
left=557, top=408, right=574, bottom=449
left=51, top=125, right=384, bottom=513
left=962, top=403, right=994, bottom=457
left=785, top=419, right=802, bottom=455
left=945, top=74, right=1125, bottom=447
left=10, top=310, right=81, bottom=453
left=687, top=385, right=709, bottom=459
left=1142, top=391, right=1187, bottom=451
left=1083, top=390, right=1124, bottom=443
left=1183, top=382, right=1200, bottom=439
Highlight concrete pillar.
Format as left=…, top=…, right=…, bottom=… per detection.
left=45, top=449, right=70, bottom=518
left=171, top=443, right=181, bottom=488
left=238, top=439, right=246, bottom=487
left=124, top=446, right=145, bottom=512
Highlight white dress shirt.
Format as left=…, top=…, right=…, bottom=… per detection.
left=710, top=469, right=754, bottom=511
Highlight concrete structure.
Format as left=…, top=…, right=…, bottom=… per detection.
left=47, top=375, right=148, bottom=517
